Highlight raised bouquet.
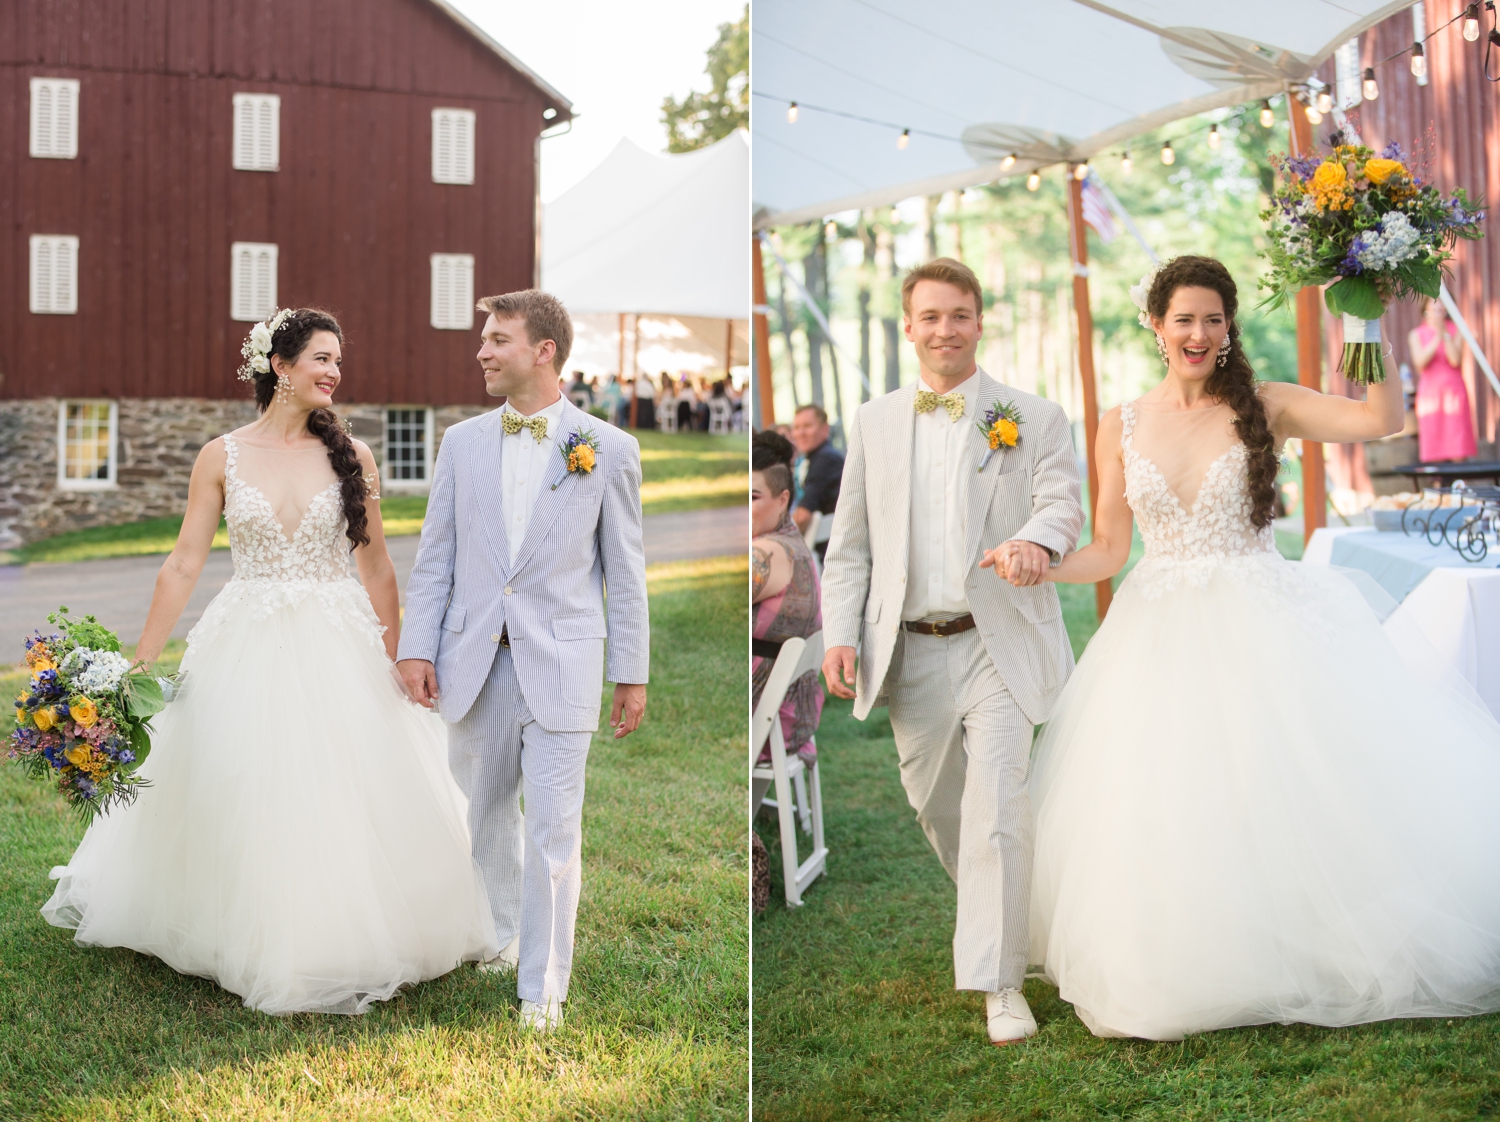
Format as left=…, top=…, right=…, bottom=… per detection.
left=8, top=608, right=169, bottom=821
left=1260, top=140, right=1484, bottom=384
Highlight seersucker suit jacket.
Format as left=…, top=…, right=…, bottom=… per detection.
left=397, top=399, right=650, bottom=731
left=821, top=370, right=1083, bottom=726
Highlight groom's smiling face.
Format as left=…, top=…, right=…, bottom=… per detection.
left=905, top=279, right=982, bottom=386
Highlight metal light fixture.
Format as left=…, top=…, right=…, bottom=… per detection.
left=1363, top=67, right=1379, bottom=100
left=1411, top=41, right=1426, bottom=79
left=1259, top=99, right=1275, bottom=128
left=897, top=128, right=910, bottom=149
left=1464, top=3, right=1481, bottom=40
left=1026, top=171, right=1041, bottom=191
left=1160, top=141, right=1175, bottom=165
left=787, top=102, right=799, bottom=124
left=1208, top=124, right=1221, bottom=149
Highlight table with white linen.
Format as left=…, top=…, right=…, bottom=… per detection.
left=1304, top=527, right=1500, bottom=718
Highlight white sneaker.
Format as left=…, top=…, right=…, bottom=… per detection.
left=520, top=997, right=563, bottom=1032
left=986, top=988, right=1038, bottom=1045
left=477, top=936, right=520, bottom=974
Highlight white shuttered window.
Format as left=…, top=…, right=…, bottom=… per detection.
left=1334, top=39, right=1362, bottom=109
left=431, top=109, right=476, bottom=184
left=30, top=235, right=79, bottom=314
left=231, top=243, right=279, bottom=321
left=430, top=254, right=475, bottom=330
left=30, top=78, right=80, bottom=159
left=233, top=94, right=281, bottom=171
left=57, top=401, right=117, bottom=490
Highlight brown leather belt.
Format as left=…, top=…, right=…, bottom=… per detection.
left=901, top=613, right=976, bottom=637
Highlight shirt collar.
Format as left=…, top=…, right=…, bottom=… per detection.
left=916, top=370, right=980, bottom=420
left=501, top=395, right=568, bottom=438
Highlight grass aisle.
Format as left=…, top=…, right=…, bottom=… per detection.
left=0, top=555, right=747, bottom=1121
left=754, top=593, right=1500, bottom=1121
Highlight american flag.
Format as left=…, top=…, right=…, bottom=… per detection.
left=1080, top=174, right=1118, bottom=243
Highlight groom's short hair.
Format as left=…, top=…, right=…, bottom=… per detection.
left=901, top=258, right=983, bottom=317
left=476, top=289, right=574, bottom=372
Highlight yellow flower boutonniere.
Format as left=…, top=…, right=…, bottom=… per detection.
left=551, top=428, right=603, bottom=490
left=976, top=400, right=1024, bottom=472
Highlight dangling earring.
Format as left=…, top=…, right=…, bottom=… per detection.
left=1155, top=334, right=1168, bottom=364
left=1216, top=333, right=1232, bottom=368
left=276, top=374, right=294, bottom=405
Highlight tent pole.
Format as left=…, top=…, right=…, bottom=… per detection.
left=752, top=234, right=776, bottom=428
left=725, top=316, right=734, bottom=383
left=1066, top=172, right=1112, bottom=622
left=1288, top=97, right=1325, bottom=544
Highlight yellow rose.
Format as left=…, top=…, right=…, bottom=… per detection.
left=1364, top=158, right=1406, bottom=184
left=33, top=707, right=56, bottom=732
left=64, top=745, right=91, bottom=769
left=570, top=444, right=596, bottom=474
left=14, top=708, right=27, bottom=726
left=996, top=419, right=1020, bottom=447
left=1311, top=160, right=1347, bottom=193
left=70, top=697, right=98, bottom=728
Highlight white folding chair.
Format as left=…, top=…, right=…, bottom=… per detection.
left=657, top=399, right=678, bottom=432
left=751, top=630, right=828, bottom=906
left=709, top=398, right=732, bottom=434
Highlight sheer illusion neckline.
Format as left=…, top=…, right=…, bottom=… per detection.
left=224, top=434, right=340, bottom=545
left=1120, top=401, right=1242, bottom=517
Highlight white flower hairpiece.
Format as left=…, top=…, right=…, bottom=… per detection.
left=1128, top=264, right=1161, bottom=330
left=236, top=308, right=298, bottom=381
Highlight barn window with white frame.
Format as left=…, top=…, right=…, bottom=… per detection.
left=232, top=94, right=280, bottom=171
left=431, top=108, right=476, bottom=184
left=384, top=408, right=433, bottom=485
left=29, top=235, right=79, bottom=314
left=56, top=401, right=116, bottom=489
left=29, top=77, right=79, bottom=158
left=429, top=254, right=475, bottom=330
left=231, top=242, right=279, bottom=322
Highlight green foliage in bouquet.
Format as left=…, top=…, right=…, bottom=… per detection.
left=1259, top=139, right=1484, bottom=384
left=7, top=607, right=170, bottom=821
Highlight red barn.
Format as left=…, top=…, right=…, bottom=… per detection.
left=0, top=0, right=571, bottom=547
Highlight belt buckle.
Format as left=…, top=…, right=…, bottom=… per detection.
left=499, top=627, right=510, bottom=648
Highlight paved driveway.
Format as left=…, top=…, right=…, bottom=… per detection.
left=0, top=505, right=745, bottom=645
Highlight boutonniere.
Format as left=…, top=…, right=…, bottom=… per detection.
left=976, top=400, right=1023, bottom=473
left=550, top=428, right=601, bottom=490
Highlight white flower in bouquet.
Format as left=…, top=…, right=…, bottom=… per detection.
left=1354, top=212, right=1422, bottom=272
left=60, top=647, right=132, bottom=693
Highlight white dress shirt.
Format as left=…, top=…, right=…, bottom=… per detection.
left=499, top=395, right=568, bottom=565
left=903, top=371, right=979, bottom=622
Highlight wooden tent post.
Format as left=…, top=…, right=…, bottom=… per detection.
left=752, top=234, right=775, bottom=428
left=1066, top=172, right=1113, bottom=621
left=1289, top=99, right=1326, bottom=544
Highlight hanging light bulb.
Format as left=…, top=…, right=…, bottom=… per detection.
left=1316, top=90, right=1332, bottom=114
left=890, top=207, right=901, bottom=223
left=1304, top=99, right=1323, bottom=125
left=787, top=101, right=799, bottom=124
left=1259, top=99, right=1275, bottom=128
left=1026, top=171, right=1041, bottom=191
left=1001, top=152, right=1017, bottom=170
left=1410, top=41, right=1426, bottom=80
left=1208, top=124, right=1221, bottom=149
left=1073, top=162, right=1088, bottom=181
left=1121, top=150, right=1133, bottom=175
left=825, top=221, right=837, bottom=239
left=1363, top=67, right=1379, bottom=100
left=897, top=128, right=910, bottom=149
left=1160, top=141, right=1175, bottom=165
left=1464, top=3, right=1481, bottom=40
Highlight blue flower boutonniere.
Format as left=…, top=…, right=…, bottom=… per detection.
left=976, top=400, right=1024, bottom=473
left=550, top=428, right=602, bottom=490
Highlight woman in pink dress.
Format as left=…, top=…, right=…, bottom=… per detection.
left=1409, top=298, right=1475, bottom=462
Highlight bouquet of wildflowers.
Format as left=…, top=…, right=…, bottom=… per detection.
left=1260, top=139, right=1484, bottom=384
left=8, top=608, right=169, bottom=821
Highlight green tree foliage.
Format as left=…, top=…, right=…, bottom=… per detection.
left=661, top=6, right=747, bottom=153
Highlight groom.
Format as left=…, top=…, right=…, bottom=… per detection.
left=820, top=259, right=1082, bottom=1045
left=398, top=289, right=649, bottom=1032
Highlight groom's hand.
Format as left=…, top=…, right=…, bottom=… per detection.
left=397, top=659, right=440, bottom=708
left=610, top=683, right=647, bottom=738
left=823, top=646, right=858, bottom=700
left=981, top=539, right=1051, bottom=587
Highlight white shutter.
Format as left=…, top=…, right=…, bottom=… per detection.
left=431, top=108, right=475, bottom=184
left=30, top=78, right=80, bottom=159
left=231, top=242, right=279, bottom=321
left=430, top=254, right=474, bottom=330
left=232, top=94, right=280, bottom=171
left=1334, top=39, right=1362, bottom=109
left=30, top=235, right=79, bottom=314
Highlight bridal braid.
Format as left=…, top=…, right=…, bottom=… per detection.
left=251, top=309, right=371, bottom=550
left=1147, top=256, right=1278, bottom=531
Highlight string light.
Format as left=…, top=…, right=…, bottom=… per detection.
left=1411, top=40, right=1426, bottom=79
left=1363, top=67, right=1380, bottom=99
left=1073, top=162, right=1088, bottom=180
left=1259, top=99, right=1275, bottom=128
left=1207, top=124, right=1221, bottom=149
left=1304, top=99, right=1323, bottom=125
left=1464, top=3, right=1481, bottom=40
left=897, top=128, right=910, bottom=149
left=825, top=221, right=837, bottom=238
left=1001, top=152, right=1017, bottom=170
left=1121, top=150, right=1133, bottom=175
left=890, top=207, right=901, bottom=222
left=1160, top=141, right=1175, bottom=165
left=1315, top=90, right=1333, bottom=114
left=1026, top=171, right=1041, bottom=191
left=787, top=101, right=799, bottom=124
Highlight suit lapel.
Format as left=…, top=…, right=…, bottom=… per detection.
left=472, top=408, right=512, bottom=575
left=966, top=371, right=1010, bottom=569
left=887, top=385, right=915, bottom=577
left=509, top=400, right=587, bottom=577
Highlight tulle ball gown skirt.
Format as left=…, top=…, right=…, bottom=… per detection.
left=1029, top=554, right=1500, bottom=1040
left=41, top=579, right=499, bottom=1015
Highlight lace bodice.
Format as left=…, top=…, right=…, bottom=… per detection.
left=222, top=434, right=352, bottom=582
left=1120, top=401, right=1277, bottom=596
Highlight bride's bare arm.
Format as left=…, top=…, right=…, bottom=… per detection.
left=1033, top=407, right=1133, bottom=585
left=134, top=439, right=228, bottom=666
left=1260, top=351, right=1404, bottom=445
left=350, top=442, right=400, bottom=661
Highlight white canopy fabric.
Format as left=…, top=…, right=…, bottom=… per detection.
left=753, top=0, right=1409, bottom=227
left=543, top=131, right=750, bottom=319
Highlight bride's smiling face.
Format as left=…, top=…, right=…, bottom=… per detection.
left=272, top=330, right=342, bottom=408
left=1152, top=286, right=1228, bottom=383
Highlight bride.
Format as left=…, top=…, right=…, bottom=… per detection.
left=42, top=308, right=498, bottom=1015
left=1003, top=255, right=1500, bottom=1040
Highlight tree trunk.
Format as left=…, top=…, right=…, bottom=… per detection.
left=858, top=215, right=874, bottom=404
left=802, top=247, right=825, bottom=407
left=814, top=235, right=846, bottom=437
left=877, top=222, right=901, bottom=392
left=772, top=268, right=802, bottom=409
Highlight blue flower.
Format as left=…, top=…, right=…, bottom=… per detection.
left=1381, top=141, right=1405, bottom=162
left=117, top=749, right=135, bottom=765
left=1286, top=155, right=1321, bottom=179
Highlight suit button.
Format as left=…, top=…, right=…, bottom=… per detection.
left=504, top=586, right=513, bottom=595
left=491, top=633, right=500, bottom=642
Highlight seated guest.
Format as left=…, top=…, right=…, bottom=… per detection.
left=752, top=430, right=824, bottom=768
left=677, top=376, right=697, bottom=432
left=789, top=404, right=844, bottom=559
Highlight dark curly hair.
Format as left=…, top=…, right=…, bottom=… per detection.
left=1147, top=256, right=1278, bottom=531
left=250, top=309, right=370, bottom=550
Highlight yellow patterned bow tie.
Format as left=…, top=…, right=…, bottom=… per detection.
left=914, top=389, right=965, bottom=421
left=501, top=412, right=549, bottom=443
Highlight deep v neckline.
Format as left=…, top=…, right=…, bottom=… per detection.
left=1122, top=401, right=1241, bottom=517
left=224, top=434, right=340, bottom=544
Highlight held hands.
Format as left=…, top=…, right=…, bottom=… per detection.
left=397, top=659, right=440, bottom=708
left=610, top=683, right=647, bottom=739
left=822, top=646, right=858, bottom=700
left=980, top=539, right=1051, bottom=587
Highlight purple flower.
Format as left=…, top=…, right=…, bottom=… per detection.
left=1341, top=235, right=1369, bottom=275
left=117, top=749, right=135, bottom=765
left=1381, top=141, right=1405, bottom=162
left=1286, top=155, right=1321, bottom=179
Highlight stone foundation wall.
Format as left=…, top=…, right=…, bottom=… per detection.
left=0, top=399, right=496, bottom=548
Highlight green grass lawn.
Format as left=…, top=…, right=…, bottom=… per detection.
left=8, top=430, right=747, bottom=565
left=754, top=559, right=1500, bottom=1121
left=0, top=554, right=748, bottom=1121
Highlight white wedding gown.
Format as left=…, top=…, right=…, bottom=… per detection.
left=1029, top=399, right=1500, bottom=1040
left=42, top=434, right=498, bottom=1015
